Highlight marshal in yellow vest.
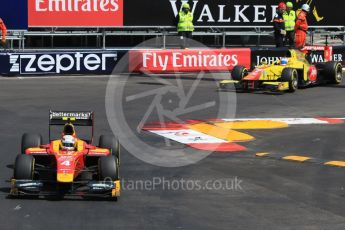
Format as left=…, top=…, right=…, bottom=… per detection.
left=177, top=11, right=194, bottom=32
left=283, top=10, right=296, bottom=31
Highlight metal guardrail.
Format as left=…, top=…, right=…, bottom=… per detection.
left=3, top=25, right=345, bottom=50
left=1, top=32, right=25, bottom=50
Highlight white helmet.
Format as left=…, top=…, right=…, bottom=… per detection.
left=302, top=4, right=310, bottom=12
left=61, top=135, right=76, bottom=151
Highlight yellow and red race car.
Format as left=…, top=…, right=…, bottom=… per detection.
left=219, top=49, right=343, bottom=92
left=10, top=110, right=120, bottom=200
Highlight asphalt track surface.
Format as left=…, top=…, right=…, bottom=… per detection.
left=1, top=73, right=345, bottom=230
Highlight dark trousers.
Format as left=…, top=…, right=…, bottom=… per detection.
left=178, top=31, right=192, bottom=48
left=274, top=33, right=284, bottom=48
left=285, top=30, right=295, bottom=48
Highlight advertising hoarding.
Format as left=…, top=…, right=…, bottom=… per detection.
left=29, top=0, right=123, bottom=27
left=333, top=46, right=345, bottom=66
left=0, top=51, right=125, bottom=75
left=124, top=0, right=345, bottom=27
left=129, top=48, right=251, bottom=73
left=0, top=47, right=343, bottom=76
left=251, top=46, right=345, bottom=68
left=25, top=0, right=345, bottom=27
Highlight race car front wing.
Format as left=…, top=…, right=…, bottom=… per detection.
left=10, top=179, right=121, bottom=198
left=219, top=80, right=290, bottom=91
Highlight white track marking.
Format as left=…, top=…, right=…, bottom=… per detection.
left=148, top=129, right=227, bottom=144
left=222, top=118, right=345, bottom=124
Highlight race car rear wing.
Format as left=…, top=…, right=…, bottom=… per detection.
left=49, top=110, right=93, bottom=126
left=49, top=110, right=94, bottom=143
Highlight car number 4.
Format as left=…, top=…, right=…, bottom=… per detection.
left=61, top=160, right=71, bottom=166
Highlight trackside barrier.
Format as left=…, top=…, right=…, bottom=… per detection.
left=0, top=46, right=344, bottom=76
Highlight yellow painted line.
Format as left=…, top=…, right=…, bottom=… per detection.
left=282, top=155, right=311, bottom=162
left=324, top=161, right=345, bottom=167
left=214, top=120, right=289, bottom=130
left=188, top=123, right=255, bottom=142
left=256, top=152, right=270, bottom=157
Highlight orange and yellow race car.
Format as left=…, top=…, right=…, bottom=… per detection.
left=10, top=110, right=120, bottom=200
left=219, top=49, right=343, bottom=93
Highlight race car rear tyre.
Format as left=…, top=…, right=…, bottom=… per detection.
left=322, top=61, right=343, bottom=84
left=232, top=66, right=248, bottom=81
left=281, top=68, right=298, bottom=92
left=98, top=155, right=118, bottom=181
left=14, top=154, right=35, bottom=180
left=21, top=133, right=42, bottom=154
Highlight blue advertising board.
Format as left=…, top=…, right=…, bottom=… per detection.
left=0, top=51, right=126, bottom=76
left=0, top=0, right=28, bottom=30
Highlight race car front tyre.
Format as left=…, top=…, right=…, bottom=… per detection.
left=98, top=155, right=118, bottom=181
left=21, top=133, right=42, bottom=154
left=14, top=154, right=35, bottom=180
left=99, top=135, right=120, bottom=163
left=232, top=66, right=248, bottom=81
left=281, top=68, right=298, bottom=92
left=321, top=61, right=343, bottom=84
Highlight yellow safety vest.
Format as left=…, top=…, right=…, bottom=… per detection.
left=177, top=11, right=194, bottom=32
left=283, top=10, right=296, bottom=31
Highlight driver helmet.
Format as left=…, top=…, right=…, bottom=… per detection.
left=281, top=57, right=288, bottom=65
left=62, top=123, right=76, bottom=136
left=61, top=135, right=76, bottom=151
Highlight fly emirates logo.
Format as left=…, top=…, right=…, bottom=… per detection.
left=34, top=0, right=120, bottom=12
left=29, top=0, right=123, bottom=26
left=142, top=51, right=239, bottom=71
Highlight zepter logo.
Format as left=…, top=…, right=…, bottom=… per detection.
left=9, top=52, right=117, bottom=74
